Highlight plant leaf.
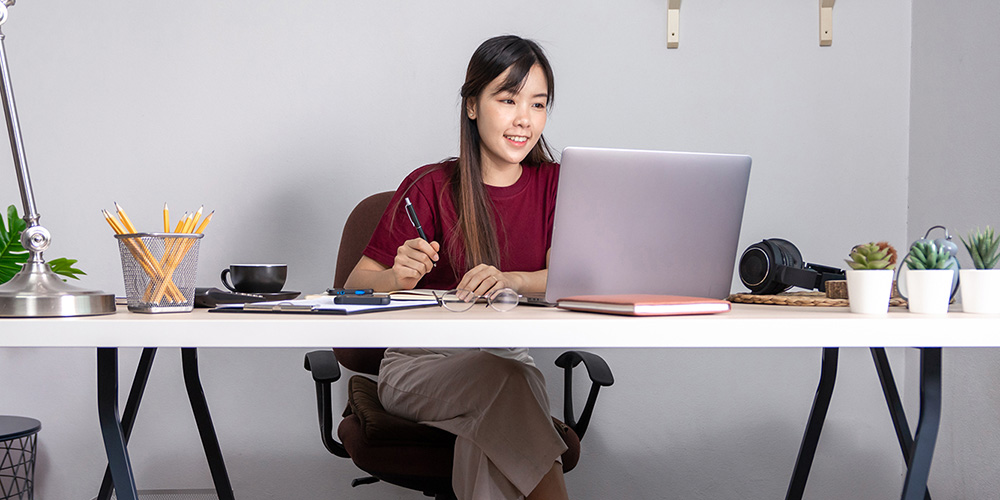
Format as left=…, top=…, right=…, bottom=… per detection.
left=47, top=257, right=86, bottom=281
left=963, top=234, right=983, bottom=269
left=1, top=204, right=88, bottom=284
left=0, top=205, right=29, bottom=284
left=985, top=233, right=1000, bottom=269
left=924, top=250, right=937, bottom=269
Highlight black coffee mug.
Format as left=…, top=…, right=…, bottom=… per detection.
left=221, top=264, right=287, bottom=293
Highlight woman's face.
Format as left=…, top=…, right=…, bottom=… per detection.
left=468, top=64, right=549, bottom=173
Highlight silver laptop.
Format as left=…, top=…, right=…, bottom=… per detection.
left=526, top=147, right=751, bottom=305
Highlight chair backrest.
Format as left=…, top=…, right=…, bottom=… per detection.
left=332, top=191, right=395, bottom=376
left=333, top=191, right=396, bottom=289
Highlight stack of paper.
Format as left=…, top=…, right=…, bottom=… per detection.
left=212, top=295, right=438, bottom=315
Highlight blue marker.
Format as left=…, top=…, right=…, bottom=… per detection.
left=326, top=288, right=374, bottom=295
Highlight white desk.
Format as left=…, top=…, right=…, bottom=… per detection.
left=2, top=303, right=998, bottom=348
left=2, top=303, right=997, bottom=500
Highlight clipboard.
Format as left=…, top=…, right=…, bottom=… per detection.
left=209, top=296, right=438, bottom=315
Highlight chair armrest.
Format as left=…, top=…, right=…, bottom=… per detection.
left=554, top=351, right=615, bottom=440
left=303, top=350, right=350, bottom=458
left=305, top=350, right=342, bottom=383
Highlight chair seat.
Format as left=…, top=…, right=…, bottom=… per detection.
left=338, top=375, right=581, bottom=493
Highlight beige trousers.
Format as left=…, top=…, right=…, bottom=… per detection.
left=378, top=349, right=567, bottom=500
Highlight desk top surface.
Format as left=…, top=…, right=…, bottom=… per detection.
left=1, top=303, right=998, bottom=348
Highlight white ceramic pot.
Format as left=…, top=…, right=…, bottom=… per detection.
left=906, top=270, right=954, bottom=314
left=959, top=269, right=1000, bottom=314
left=845, top=269, right=894, bottom=314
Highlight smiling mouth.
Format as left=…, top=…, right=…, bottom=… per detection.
left=505, top=135, right=529, bottom=145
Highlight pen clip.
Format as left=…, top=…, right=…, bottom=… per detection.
left=404, top=197, right=434, bottom=267
left=404, top=197, right=420, bottom=228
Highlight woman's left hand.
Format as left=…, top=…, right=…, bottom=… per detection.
left=458, top=264, right=515, bottom=297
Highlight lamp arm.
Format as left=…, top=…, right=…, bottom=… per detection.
left=0, top=1, right=47, bottom=254
left=0, top=0, right=115, bottom=318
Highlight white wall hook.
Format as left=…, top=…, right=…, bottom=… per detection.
left=668, top=0, right=680, bottom=48
left=820, top=0, right=835, bottom=46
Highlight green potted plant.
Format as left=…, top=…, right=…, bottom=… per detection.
left=844, top=242, right=897, bottom=314
left=900, top=228, right=959, bottom=314
left=1, top=205, right=85, bottom=284
left=959, top=226, right=1000, bottom=313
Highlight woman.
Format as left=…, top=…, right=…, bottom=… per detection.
left=345, top=35, right=569, bottom=500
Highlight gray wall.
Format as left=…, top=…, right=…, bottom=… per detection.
left=909, top=0, right=1000, bottom=498
left=1, top=0, right=988, bottom=498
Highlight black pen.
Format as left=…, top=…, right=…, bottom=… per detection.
left=404, top=197, right=436, bottom=267
left=404, top=197, right=429, bottom=241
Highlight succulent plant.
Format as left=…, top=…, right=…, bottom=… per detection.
left=846, top=241, right=897, bottom=270
left=960, top=226, right=1000, bottom=270
left=904, top=240, right=958, bottom=270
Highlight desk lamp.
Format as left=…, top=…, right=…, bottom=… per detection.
left=0, top=0, right=115, bottom=317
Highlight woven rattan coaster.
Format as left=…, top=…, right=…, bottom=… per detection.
left=726, top=291, right=907, bottom=307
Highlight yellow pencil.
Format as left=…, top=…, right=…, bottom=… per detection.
left=163, top=203, right=169, bottom=233
left=173, top=214, right=187, bottom=233
left=152, top=205, right=208, bottom=303
left=114, top=202, right=138, bottom=234
left=102, top=209, right=126, bottom=235
left=155, top=209, right=197, bottom=299
left=187, top=206, right=203, bottom=233
left=159, top=213, right=189, bottom=269
left=114, top=202, right=158, bottom=277
left=157, top=213, right=187, bottom=276
left=152, top=207, right=213, bottom=304
left=195, top=211, right=214, bottom=234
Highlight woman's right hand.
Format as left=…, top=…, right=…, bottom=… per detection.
left=391, top=238, right=440, bottom=289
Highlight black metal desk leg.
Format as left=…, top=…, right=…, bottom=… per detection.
left=786, top=347, right=839, bottom=500
left=181, top=348, right=235, bottom=500
left=900, top=348, right=942, bottom=500
left=96, top=347, right=139, bottom=500
left=871, top=347, right=931, bottom=500
left=97, top=348, right=157, bottom=500
left=871, top=348, right=916, bottom=462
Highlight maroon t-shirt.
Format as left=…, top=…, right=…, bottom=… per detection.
left=363, top=160, right=560, bottom=290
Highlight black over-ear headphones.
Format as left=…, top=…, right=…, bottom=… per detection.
left=738, top=238, right=846, bottom=295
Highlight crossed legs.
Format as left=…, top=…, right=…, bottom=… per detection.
left=379, top=349, right=569, bottom=500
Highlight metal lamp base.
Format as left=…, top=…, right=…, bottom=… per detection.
left=0, top=260, right=116, bottom=317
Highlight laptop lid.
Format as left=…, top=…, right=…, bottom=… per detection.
left=543, top=147, right=751, bottom=303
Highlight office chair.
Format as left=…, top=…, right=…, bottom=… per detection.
left=304, top=191, right=615, bottom=499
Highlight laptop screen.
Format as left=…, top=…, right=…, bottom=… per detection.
left=543, top=147, right=751, bottom=302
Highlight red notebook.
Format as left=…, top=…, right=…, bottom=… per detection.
left=556, top=294, right=731, bottom=316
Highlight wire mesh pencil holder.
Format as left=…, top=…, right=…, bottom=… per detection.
left=115, top=233, right=203, bottom=313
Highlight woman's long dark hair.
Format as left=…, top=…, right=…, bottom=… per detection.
left=453, top=35, right=555, bottom=271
